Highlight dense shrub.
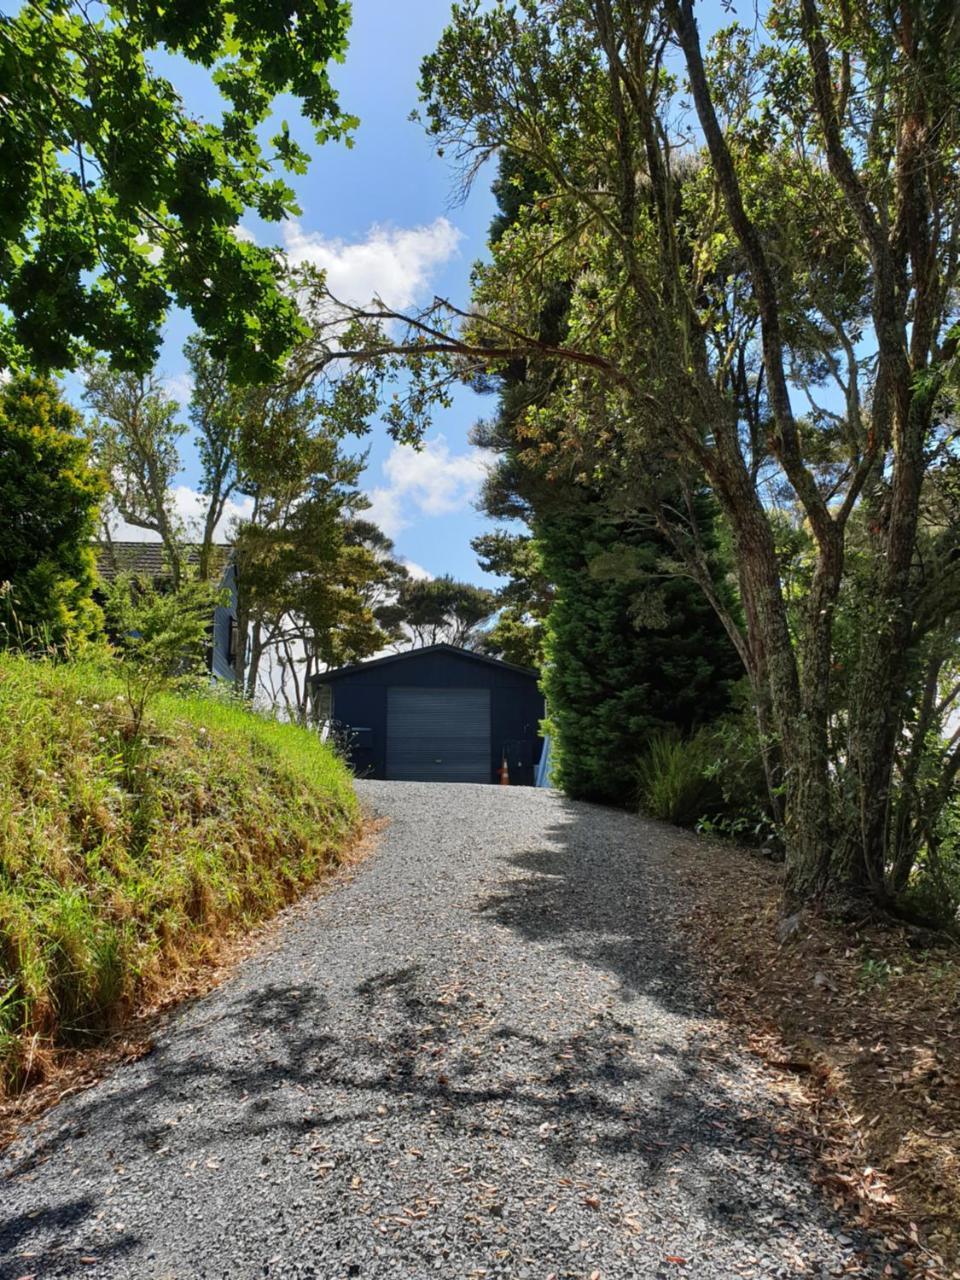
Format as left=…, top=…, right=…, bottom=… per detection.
left=896, top=803, right=960, bottom=928
left=541, top=500, right=742, bottom=805
left=0, top=377, right=105, bottom=650
left=0, top=653, right=359, bottom=1093
left=637, top=692, right=777, bottom=842
left=635, top=731, right=719, bottom=826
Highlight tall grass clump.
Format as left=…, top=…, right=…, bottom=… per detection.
left=636, top=697, right=778, bottom=845
left=636, top=730, right=719, bottom=827
left=0, top=652, right=359, bottom=1094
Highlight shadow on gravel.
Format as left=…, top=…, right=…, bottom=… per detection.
left=0, top=1196, right=138, bottom=1280
left=469, top=794, right=883, bottom=1264
left=478, top=797, right=704, bottom=1015
left=0, top=793, right=885, bottom=1276
left=1, top=969, right=827, bottom=1272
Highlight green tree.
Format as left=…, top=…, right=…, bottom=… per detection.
left=473, top=529, right=551, bottom=668
left=391, top=575, right=497, bottom=650
left=346, top=517, right=414, bottom=649
left=472, top=152, right=741, bottom=802
left=540, top=499, right=741, bottom=803
left=84, top=368, right=186, bottom=583
left=219, top=364, right=388, bottom=714
left=0, top=376, right=105, bottom=649
left=0, top=0, right=353, bottom=380
left=84, top=342, right=394, bottom=717
left=185, top=336, right=245, bottom=581
left=104, top=572, right=226, bottom=735
left=301, top=1, right=960, bottom=911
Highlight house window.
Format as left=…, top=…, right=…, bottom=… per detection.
left=227, top=618, right=239, bottom=669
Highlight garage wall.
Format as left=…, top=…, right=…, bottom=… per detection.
left=317, top=648, right=544, bottom=784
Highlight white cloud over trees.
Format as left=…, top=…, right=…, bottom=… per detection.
left=362, top=435, right=493, bottom=539
left=281, top=217, right=462, bottom=310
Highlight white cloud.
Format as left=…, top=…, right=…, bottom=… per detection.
left=162, top=372, right=194, bottom=405
left=363, top=435, right=494, bottom=540
left=232, top=224, right=257, bottom=244
left=108, top=486, right=254, bottom=543
left=171, top=485, right=254, bottom=539
left=401, top=559, right=433, bottom=581
left=282, top=217, right=462, bottom=310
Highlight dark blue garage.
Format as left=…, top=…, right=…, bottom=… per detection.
left=310, top=644, right=545, bottom=785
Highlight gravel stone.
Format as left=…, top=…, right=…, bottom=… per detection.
left=0, top=782, right=895, bottom=1277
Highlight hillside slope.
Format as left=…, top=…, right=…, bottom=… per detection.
left=0, top=654, right=359, bottom=1093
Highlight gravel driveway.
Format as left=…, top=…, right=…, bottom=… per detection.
left=0, top=782, right=886, bottom=1279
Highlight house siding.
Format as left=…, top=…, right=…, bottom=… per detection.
left=210, top=563, right=238, bottom=682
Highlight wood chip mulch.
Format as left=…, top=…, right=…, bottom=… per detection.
left=667, top=835, right=960, bottom=1279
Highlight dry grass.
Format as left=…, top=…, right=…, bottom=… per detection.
left=669, top=836, right=960, bottom=1278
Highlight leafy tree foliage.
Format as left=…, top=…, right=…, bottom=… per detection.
left=472, top=529, right=551, bottom=667
left=201, top=358, right=388, bottom=714
left=346, top=517, right=415, bottom=649
left=541, top=499, right=741, bottom=803
left=1, top=0, right=353, bottom=380
left=87, top=340, right=397, bottom=717
left=232, top=444, right=389, bottom=718
left=473, top=152, right=740, bottom=802
left=385, top=575, right=497, bottom=650
left=0, top=376, right=105, bottom=649
left=300, top=1, right=960, bottom=912
left=84, top=368, right=187, bottom=583
left=185, top=336, right=247, bottom=581
left=104, top=573, right=226, bottom=735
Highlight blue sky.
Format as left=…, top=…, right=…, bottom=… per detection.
left=97, top=2, right=744, bottom=583
left=117, top=0, right=503, bottom=585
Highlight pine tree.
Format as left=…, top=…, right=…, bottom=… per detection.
left=475, top=154, right=741, bottom=803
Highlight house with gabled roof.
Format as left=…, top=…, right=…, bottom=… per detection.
left=95, top=540, right=239, bottom=682
left=310, top=643, right=545, bottom=785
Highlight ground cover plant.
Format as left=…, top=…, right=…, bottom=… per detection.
left=0, top=651, right=359, bottom=1095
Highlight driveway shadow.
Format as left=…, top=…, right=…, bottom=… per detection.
left=0, top=791, right=891, bottom=1278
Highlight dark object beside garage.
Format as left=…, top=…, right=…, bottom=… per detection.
left=310, top=644, right=544, bottom=785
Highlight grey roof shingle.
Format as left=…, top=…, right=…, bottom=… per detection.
left=95, top=541, right=232, bottom=582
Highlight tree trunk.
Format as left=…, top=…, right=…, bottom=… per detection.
left=840, top=378, right=931, bottom=894
left=715, top=465, right=837, bottom=900
left=245, top=621, right=264, bottom=702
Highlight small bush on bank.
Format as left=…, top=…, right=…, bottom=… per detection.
left=0, top=653, right=360, bottom=1094
left=636, top=696, right=776, bottom=841
left=896, top=804, right=960, bottom=929
left=636, top=730, right=719, bottom=826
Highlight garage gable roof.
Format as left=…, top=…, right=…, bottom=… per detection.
left=311, top=643, right=538, bottom=685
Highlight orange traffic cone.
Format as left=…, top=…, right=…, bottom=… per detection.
left=499, top=755, right=510, bottom=785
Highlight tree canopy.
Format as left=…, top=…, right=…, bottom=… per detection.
left=472, top=151, right=741, bottom=800
left=296, top=0, right=960, bottom=913
left=385, top=575, right=497, bottom=651
left=0, top=0, right=353, bottom=381
left=0, top=376, right=105, bottom=649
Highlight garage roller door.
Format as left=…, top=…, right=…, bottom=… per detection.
left=386, top=687, right=491, bottom=782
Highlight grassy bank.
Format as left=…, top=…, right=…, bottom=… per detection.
left=0, top=653, right=360, bottom=1094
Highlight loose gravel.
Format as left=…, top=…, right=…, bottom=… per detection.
left=0, top=782, right=893, bottom=1279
